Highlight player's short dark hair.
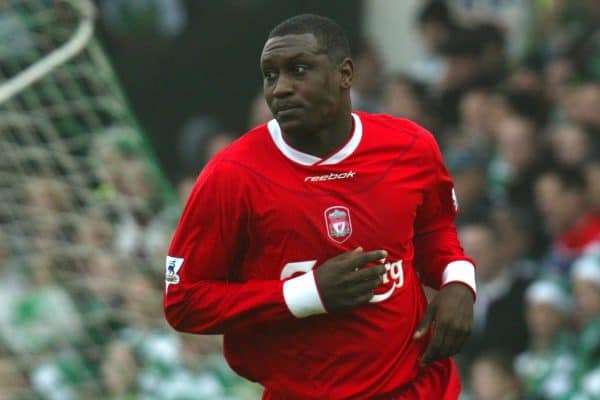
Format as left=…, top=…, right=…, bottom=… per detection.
left=268, top=14, right=351, bottom=64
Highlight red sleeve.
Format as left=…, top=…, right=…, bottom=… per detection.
left=163, top=159, right=293, bottom=334
left=413, top=131, right=476, bottom=294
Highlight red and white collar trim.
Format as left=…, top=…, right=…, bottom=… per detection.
left=267, top=113, right=363, bottom=166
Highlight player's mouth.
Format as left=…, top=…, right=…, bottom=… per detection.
left=275, top=104, right=303, bottom=118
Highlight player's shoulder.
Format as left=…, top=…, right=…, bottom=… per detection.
left=356, top=111, right=438, bottom=149
left=210, top=123, right=271, bottom=163
left=204, top=123, right=274, bottom=176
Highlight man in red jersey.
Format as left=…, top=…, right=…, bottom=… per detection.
left=164, top=14, right=476, bottom=400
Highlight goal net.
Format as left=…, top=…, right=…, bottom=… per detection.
left=0, top=1, right=259, bottom=398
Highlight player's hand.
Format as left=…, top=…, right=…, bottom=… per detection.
left=413, top=283, right=474, bottom=365
left=314, top=247, right=387, bottom=312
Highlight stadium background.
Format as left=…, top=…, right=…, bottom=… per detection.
left=0, top=0, right=599, bottom=399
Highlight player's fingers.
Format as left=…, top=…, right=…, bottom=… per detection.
left=352, top=277, right=382, bottom=295
left=448, top=313, right=472, bottom=355
left=355, top=291, right=374, bottom=305
left=437, top=301, right=472, bottom=357
left=346, top=250, right=387, bottom=270
left=433, top=320, right=457, bottom=361
left=420, top=322, right=447, bottom=365
left=329, top=247, right=368, bottom=272
left=352, top=281, right=375, bottom=304
left=419, top=328, right=437, bottom=365
left=413, top=304, right=436, bottom=339
left=454, top=331, right=470, bottom=356
left=353, top=264, right=386, bottom=283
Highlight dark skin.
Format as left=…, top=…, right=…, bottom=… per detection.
left=260, top=33, right=474, bottom=365
left=261, top=34, right=353, bottom=157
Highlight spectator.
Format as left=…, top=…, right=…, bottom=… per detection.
left=411, top=0, right=456, bottom=85
left=585, top=161, right=600, bottom=213
left=434, top=27, right=490, bottom=125
left=30, top=352, right=95, bottom=400
left=0, top=270, right=85, bottom=356
left=504, top=89, right=550, bottom=128
left=549, top=123, right=593, bottom=168
left=101, top=340, right=140, bottom=398
left=514, top=279, right=576, bottom=399
left=529, top=0, right=600, bottom=77
left=0, top=353, right=30, bottom=399
left=176, top=115, right=236, bottom=177
left=534, top=167, right=600, bottom=274
left=350, top=38, right=383, bottom=112
left=99, top=0, right=187, bottom=38
left=453, top=87, right=497, bottom=157
left=459, top=222, right=530, bottom=365
left=418, top=0, right=455, bottom=56
left=488, top=115, right=543, bottom=211
left=569, top=253, right=600, bottom=398
left=492, top=207, right=539, bottom=274
left=507, top=63, right=544, bottom=95
left=563, top=83, right=600, bottom=132
left=120, top=273, right=163, bottom=328
left=247, top=89, right=273, bottom=129
left=74, top=211, right=115, bottom=252
left=449, top=0, right=532, bottom=60
left=382, top=75, right=431, bottom=128
left=446, top=151, right=490, bottom=227
left=474, top=23, right=507, bottom=86
left=23, top=176, right=74, bottom=253
left=543, top=57, right=576, bottom=104
left=93, top=136, right=169, bottom=260
left=469, top=351, right=523, bottom=400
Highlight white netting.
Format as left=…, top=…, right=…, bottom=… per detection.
left=0, top=1, right=260, bottom=398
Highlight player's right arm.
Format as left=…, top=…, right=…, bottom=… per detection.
left=163, top=159, right=386, bottom=335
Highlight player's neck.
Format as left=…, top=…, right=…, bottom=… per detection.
left=282, top=111, right=353, bottom=158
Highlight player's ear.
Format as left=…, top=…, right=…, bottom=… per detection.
left=339, top=57, right=353, bottom=89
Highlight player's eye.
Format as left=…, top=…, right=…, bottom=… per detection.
left=292, top=65, right=307, bottom=75
left=263, top=70, right=277, bottom=81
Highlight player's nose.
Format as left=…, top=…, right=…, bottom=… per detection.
left=272, top=73, right=294, bottom=98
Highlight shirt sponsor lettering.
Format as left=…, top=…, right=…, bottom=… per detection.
left=305, top=171, right=356, bottom=182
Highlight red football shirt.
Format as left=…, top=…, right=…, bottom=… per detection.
left=164, top=112, right=476, bottom=399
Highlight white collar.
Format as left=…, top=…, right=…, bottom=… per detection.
left=267, top=113, right=363, bottom=166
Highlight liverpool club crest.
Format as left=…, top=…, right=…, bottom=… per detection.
left=324, top=206, right=352, bottom=243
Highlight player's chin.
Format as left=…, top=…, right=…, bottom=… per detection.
left=275, top=114, right=307, bottom=133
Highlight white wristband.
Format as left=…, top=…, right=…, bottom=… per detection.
left=442, top=260, right=477, bottom=295
left=283, top=271, right=327, bottom=318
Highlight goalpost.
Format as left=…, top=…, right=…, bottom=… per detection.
left=0, top=0, right=175, bottom=251
left=0, top=2, right=263, bottom=398
left=0, top=0, right=178, bottom=397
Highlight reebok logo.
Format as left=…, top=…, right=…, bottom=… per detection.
left=304, top=171, right=356, bottom=182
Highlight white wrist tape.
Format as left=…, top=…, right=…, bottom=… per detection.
left=283, top=271, right=327, bottom=318
left=442, top=260, right=477, bottom=295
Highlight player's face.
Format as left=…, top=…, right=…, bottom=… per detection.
left=260, top=33, right=346, bottom=135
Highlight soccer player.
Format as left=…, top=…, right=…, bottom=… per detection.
left=164, top=14, right=476, bottom=399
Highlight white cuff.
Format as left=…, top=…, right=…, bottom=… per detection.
left=283, top=271, right=327, bottom=318
left=442, top=260, right=477, bottom=295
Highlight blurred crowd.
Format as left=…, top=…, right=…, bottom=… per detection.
left=1, top=131, right=262, bottom=399
left=375, top=1, right=599, bottom=399
left=1, top=0, right=599, bottom=399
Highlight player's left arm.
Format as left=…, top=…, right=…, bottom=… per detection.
left=411, top=130, right=476, bottom=365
